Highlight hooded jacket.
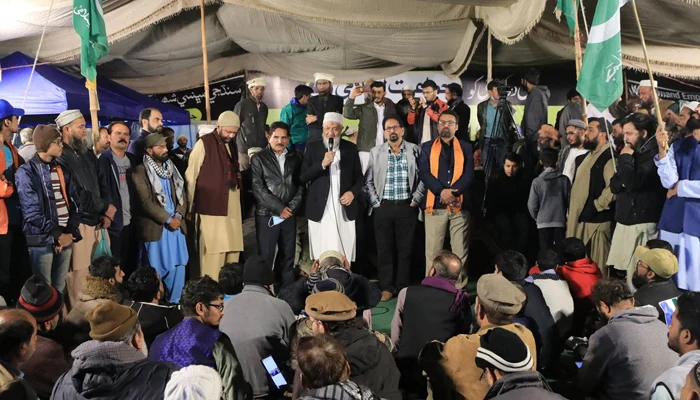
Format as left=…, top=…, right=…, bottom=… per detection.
left=609, top=136, right=666, bottom=225
left=51, top=340, right=177, bottom=400
left=484, top=371, right=565, bottom=400
left=280, top=99, right=309, bottom=146
left=522, top=86, right=551, bottom=142
left=332, top=327, right=401, bottom=400
left=577, top=306, right=678, bottom=400
left=528, top=167, right=571, bottom=228
left=557, top=258, right=601, bottom=302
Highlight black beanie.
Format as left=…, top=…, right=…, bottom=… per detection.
left=243, top=256, right=274, bottom=286
left=475, top=328, right=533, bottom=373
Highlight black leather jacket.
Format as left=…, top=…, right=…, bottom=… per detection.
left=251, top=146, right=304, bottom=217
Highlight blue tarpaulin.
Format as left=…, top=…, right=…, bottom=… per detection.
left=0, top=52, right=190, bottom=124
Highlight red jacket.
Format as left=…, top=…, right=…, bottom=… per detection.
left=557, top=258, right=602, bottom=302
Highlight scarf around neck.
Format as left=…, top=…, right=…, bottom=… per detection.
left=143, top=155, right=185, bottom=209
left=426, top=137, right=464, bottom=214
left=421, top=275, right=468, bottom=314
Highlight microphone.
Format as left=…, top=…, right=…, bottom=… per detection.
left=328, top=137, right=334, bottom=150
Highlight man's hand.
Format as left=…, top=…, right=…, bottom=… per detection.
left=342, top=256, right=351, bottom=271
left=410, top=202, right=418, bottom=207
left=168, top=216, right=182, bottom=231
left=349, top=86, right=363, bottom=100
left=105, top=204, right=117, bottom=220
left=340, top=191, right=355, bottom=206
left=310, top=260, right=320, bottom=274
left=322, top=151, right=335, bottom=168
left=420, top=97, right=427, bottom=108
left=306, top=115, right=318, bottom=125
left=657, top=125, right=669, bottom=158
left=668, top=182, right=679, bottom=199
left=280, top=207, right=293, bottom=219
left=101, top=216, right=112, bottom=230
left=620, top=144, right=634, bottom=155
left=440, top=188, right=456, bottom=204
left=55, top=233, right=73, bottom=253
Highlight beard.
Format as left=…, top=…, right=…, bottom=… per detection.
left=323, top=137, right=339, bottom=150
left=70, top=134, right=88, bottom=154
left=389, top=133, right=399, bottom=142
left=147, top=123, right=163, bottom=134
left=631, top=273, right=649, bottom=290
left=152, top=152, right=169, bottom=163
left=583, top=137, right=598, bottom=151
left=626, top=136, right=643, bottom=152
left=668, top=334, right=681, bottom=354
left=614, top=135, right=625, bottom=149
left=439, top=128, right=452, bottom=138
left=569, top=136, right=582, bottom=148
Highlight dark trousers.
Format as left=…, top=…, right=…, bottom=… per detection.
left=256, top=215, right=296, bottom=287
left=374, top=200, right=418, bottom=292
left=538, top=227, right=566, bottom=251
left=0, top=225, right=30, bottom=303
left=492, top=212, right=530, bottom=253
left=109, top=224, right=138, bottom=277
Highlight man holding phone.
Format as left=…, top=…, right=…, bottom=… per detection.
left=408, top=80, right=448, bottom=144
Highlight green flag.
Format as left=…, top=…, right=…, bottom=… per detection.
left=73, top=0, right=109, bottom=83
left=555, top=0, right=578, bottom=37
left=577, top=0, right=629, bottom=111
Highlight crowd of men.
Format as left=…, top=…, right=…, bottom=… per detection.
left=0, top=69, right=700, bottom=400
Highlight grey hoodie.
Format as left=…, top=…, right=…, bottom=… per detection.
left=522, top=86, right=551, bottom=142
left=528, top=167, right=570, bottom=228
left=651, top=350, right=700, bottom=400
left=577, top=306, right=679, bottom=400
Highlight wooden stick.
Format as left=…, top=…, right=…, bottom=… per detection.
left=573, top=0, right=589, bottom=124
left=87, top=80, right=100, bottom=136
left=630, top=0, right=665, bottom=149
left=200, top=0, right=212, bottom=124
left=487, top=29, right=492, bottom=83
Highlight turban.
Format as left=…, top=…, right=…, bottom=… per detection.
left=55, top=110, right=83, bottom=128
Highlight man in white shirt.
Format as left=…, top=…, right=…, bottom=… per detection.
left=560, top=119, right=589, bottom=183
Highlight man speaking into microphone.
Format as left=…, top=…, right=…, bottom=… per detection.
left=301, top=112, right=363, bottom=262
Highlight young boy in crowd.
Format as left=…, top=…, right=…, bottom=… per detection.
left=528, top=148, right=571, bottom=251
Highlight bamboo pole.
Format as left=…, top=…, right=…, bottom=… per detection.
left=487, top=29, right=492, bottom=83
left=200, top=0, right=212, bottom=124
left=88, top=81, right=100, bottom=134
left=630, top=0, right=665, bottom=149
left=573, top=0, right=589, bottom=124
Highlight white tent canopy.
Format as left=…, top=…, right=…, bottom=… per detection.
left=1, top=0, right=698, bottom=93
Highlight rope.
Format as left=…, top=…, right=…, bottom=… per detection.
left=579, top=0, right=590, bottom=38
left=21, top=0, right=56, bottom=112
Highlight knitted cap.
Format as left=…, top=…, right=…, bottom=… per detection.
left=164, top=365, right=222, bottom=400
left=566, top=119, right=587, bottom=130
left=635, top=246, right=679, bottom=279
left=217, top=111, right=240, bottom=128
left=242, top=255, right=274, bottom=286
left=305, top=291, right=356, bottom=322
left=475, top=328, right=534, bottom=372
left=318, top=250, right=344, bottom=265
left=144, top=132, right=166, bottom=148
left=86, top=300, right=138, bottom=341
left=55, top=109, right=83, bottom=128
left=33, top=124, right=61, bottom=153
left=17, top=275, right=63, bottom=323
left=477, top=274, right=525, bottom=315
left=312, top=278, right=345, bottom=294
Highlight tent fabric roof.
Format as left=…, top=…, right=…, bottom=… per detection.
left=0, top=0, right=698, bottom=94
left=0, top=52, right=190, bottom=123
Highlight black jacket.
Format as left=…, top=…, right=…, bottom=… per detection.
left=234, top=98, right=269, bottom=153
left=487, top=171, right=531, bottom=217
left=57, top=143, right=110, bottom=226
left=418, top=138, right=474, bottom=209
left=96, top=148, right=138, bottom=234
left=609, top=138, right=666, bottom=225
left=484, top=371, right=565, bottom=400
left=300, top=140, right=363, bottom=222
left=124, top=300, right=184, bottom=348
left=306, top=94, right=344, bottom=143
left=516, top=282, right=558, bottom=371
left=396, top=99, right=417, bottom=144
left=251, top=146, right=304, bottom=217
left=332, top=328, right=401, bottom=400
left=449, top=99, right=472, bottom=144
left=634, top=279, right=682, bottom=323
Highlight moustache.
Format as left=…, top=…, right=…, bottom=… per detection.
left=118, top=139, right=127, bottom=143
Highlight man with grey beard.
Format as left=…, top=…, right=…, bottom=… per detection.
left=56, top=110, right=116, bottom=300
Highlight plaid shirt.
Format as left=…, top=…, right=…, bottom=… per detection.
left=382, top=143, right=411, bottom=201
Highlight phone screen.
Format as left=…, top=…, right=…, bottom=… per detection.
left=575, top=362, right=583, bottom=368
left=262, top=356, right=288, bottom=389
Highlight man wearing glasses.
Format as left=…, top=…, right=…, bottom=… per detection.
left=418, top=110, right=474, bottom=285
left=150, top=276, right=253, bottom=400
left=365, top=116, right=425, bottom=301
left=408, top=80, right=448, bottom=144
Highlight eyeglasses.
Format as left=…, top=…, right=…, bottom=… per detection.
left=51, top=139, right=63, bottom=145
left=384, top=125, right=401, bottom=132
left=205, top=303, right=224, bottom=312
left=422, top=90, right=434, bottom=96
left=438, top=120, right=457, bottom=127
left=565, top=131, right=577, bottom=136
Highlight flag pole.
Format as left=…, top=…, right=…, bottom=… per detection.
left=87, top=80, right=100, bottom=134
left=487, top=29, right=492, bottom=83
left=199, top=0, right=212, bottom=124
left=630, top=0, right=665, bottom=148
left=573, top=0, right=589, bottom=125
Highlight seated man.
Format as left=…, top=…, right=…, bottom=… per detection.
left=527, top=249, right=575, bottom=340
left=495, top=250, right=557, bottom=371
left=477, top=328, right=565, bottom=400
left=0, top=309, right=38, bottom=400
left=577, top=279, right=678, bottom=400
left=149, top=276, right=252, bottom=400
left=296, top=334, right=380, bottom=400
left=165, top=365, right=222, bottom=400
left=303, top=291, right=401, bottom=400
left=278, top=250, right=380, bottom=315
left=556, top=237, right=602, bottom=335
left=219, top=263, right=244, bottom=301
left=16, top=275, right=71, bottom=399
left=220, top=256, right=296, bottom=398
left=66, top=255, right=124, bottom=327
left=420, top=274, right=537, bottom=400
left=123, top=266, right=183, bottom=347
left=632, top=244, right=682, bottom=322
left=52, top=301, right=177, bottom=400
left=391, top=251, right=471, bottom=396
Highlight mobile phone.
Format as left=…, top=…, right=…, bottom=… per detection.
left=575, top=362, right=583, bottom=368
left=262, top=356, right=288, bottom=389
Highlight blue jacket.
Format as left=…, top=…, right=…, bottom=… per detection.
left=96, top=148, right=139, bottom=234
left=15, top=155, right=82, bottom=247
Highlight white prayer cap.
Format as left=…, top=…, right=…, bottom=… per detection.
left=247, top=77, right=265, bottom=88
left=55, top=109, right=83, bottom=128
left=323, top=112, right=343, bottom=126
left=402, top=85, right=413, bottom=92
left=682, top=101, right=700, bottom=112
left=639, top=79, right=657, bottom=88
left=314, top=72, right=334, bottom=83
left=164, top=365, right=222, bottom=400
left=197, top=124, right=216, bottom=137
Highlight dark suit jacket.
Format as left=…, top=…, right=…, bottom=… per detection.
left=96, top=148, right=139, bottom=234
left=300, top=139, right=363, bottom=222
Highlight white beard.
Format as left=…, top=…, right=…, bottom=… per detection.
left=323, top=137, right=340, bottom=151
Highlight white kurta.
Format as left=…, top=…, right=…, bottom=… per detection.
left=308, top=150, right=357, bottom=261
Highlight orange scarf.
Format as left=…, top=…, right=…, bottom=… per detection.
left=426, top=137, right=464, bottom=214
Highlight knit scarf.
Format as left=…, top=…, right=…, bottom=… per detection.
left=143, top=155, right=185, bottom=209
left=421, top=275, right=468, bottom=314
left=426, top=137, right=464, bottom=214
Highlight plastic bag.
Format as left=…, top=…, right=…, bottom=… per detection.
left=92, top=229, right=112, bottom=260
